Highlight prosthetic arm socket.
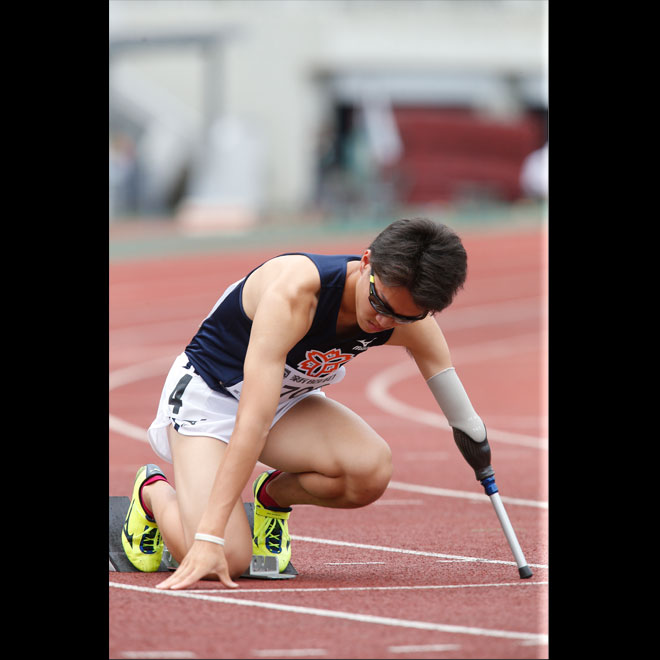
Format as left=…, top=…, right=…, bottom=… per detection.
left=426, top=368, right=494, bottom=481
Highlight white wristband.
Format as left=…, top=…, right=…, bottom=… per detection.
left=194, top=533, right=225, bottom=546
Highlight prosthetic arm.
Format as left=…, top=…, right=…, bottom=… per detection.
left=426, top=367, right=533, bottom=578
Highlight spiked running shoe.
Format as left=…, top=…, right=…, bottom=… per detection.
left=121, top=464, right=165, bottom=572
left=252, top=471, right=292, bottom=573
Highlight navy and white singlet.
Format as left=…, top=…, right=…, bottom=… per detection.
left=184, top=253, right=394, bottom=402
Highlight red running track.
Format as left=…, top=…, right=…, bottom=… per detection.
left=109, top=224, right=548, bottom=659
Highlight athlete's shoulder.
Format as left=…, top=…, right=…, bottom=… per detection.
left=242, top=254, right=321, bottom=320
left=260, top=254, right=322, bottom=290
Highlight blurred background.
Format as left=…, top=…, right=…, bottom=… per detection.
left=109, top=0, right=547, bottom=243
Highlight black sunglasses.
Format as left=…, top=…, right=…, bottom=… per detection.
left=368, top=271, right=428, bottom=324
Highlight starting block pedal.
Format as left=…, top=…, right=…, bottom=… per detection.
left=108, top=497, right=297, bottom=579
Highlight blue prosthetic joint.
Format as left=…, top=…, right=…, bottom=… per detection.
left=480, top=476, right=499, bottom=496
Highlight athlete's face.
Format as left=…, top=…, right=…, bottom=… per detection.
left=357, top=252, right=428, bottom=333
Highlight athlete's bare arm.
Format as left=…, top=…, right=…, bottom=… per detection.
left=388, top=315, right=454, bottom=380
left=200, top=259, right=319, bottom=520
left=157, top=256, right=321, bottom=589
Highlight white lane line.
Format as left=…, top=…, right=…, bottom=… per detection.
left=185, top=581, right=548, bottom=595
left=388, top=644, right=461, bottom=654
left=109, top=581, right=547, bottom=644
left=109, top=414, right=148, bottom=443
left=109, top=355, right=175, bottom=390
left=373, top=498, right=424, bottom=505
left=121, top=653, right=196, bottom=659
left=387, top=481, right=547, bottom=509
left=325, top=561, right=386, bottom=565
left=108, top=355, right=175, bottom=443
left=253, top=650, right=326, bottom=657
left=289, top=535, right=548, bottom=569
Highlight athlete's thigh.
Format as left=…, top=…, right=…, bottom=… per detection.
left=260, top=394, right=390, bottom=476
left=168, top=426, right=252, bottom=554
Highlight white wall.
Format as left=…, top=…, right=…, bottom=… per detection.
left=109, top=0, right=548, bottom=215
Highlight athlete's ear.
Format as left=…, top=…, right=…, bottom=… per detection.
left=360, top=249, right=371, bottom=272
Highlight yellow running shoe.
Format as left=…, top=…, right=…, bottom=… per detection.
left=252, top=471, right=292, bottom=573
left=121, top=464, right=165, bottom=572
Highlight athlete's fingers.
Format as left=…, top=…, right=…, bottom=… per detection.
left=158, top=564, right=238, bottom=590
left=217, top=569, right=239, bottom=590
left=155, top=559, right=196, bottom=590
left=157, top=560, right=197, bottom=589
left=162, top=565, right=238, bottom=590
left=156, top=544, right=238, bottom=590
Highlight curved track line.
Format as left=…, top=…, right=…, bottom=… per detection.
left=109, top=414, right=148, bottom=443
left=387, top=480, right=547, bottom=509
left=366, top=332, right=548, bottom=450
left=109, top=355, right=175, bottom=390
left=109, top=355, right=175, bottom=443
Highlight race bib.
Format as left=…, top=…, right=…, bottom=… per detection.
left=226, top=348, right=351, bottom=408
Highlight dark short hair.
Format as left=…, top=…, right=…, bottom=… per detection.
left=368, top=218, right=467, bottom=313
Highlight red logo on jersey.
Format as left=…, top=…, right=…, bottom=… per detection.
left=298, top=348, right=354, bottom=377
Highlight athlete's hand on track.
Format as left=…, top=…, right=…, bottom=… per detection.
left=156, top=541, right=239, bottom=590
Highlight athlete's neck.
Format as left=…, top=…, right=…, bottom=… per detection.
left=335, top=261, right=361, bottom=336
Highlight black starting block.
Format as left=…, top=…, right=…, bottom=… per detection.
left=108, top=497, right=297, bottom=579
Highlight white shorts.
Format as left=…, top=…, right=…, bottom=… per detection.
left=147, top=352, right=326, bottom=463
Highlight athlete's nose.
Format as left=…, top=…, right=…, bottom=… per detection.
left=374, top=314, right=398, bottom=329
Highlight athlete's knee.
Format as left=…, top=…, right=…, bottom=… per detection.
left=345, top=441, right=392, bottom=507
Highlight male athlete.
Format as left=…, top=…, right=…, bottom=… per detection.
left=120, top=218, right=492, bottom=590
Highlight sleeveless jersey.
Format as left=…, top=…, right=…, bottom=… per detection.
left=184, top=253, right=394, bottom=402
